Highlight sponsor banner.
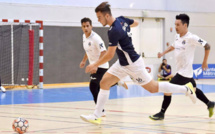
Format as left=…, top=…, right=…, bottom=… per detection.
left=193, top=64, right=215, bottom=79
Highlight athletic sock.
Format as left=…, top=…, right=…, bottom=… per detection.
left=161, top=95, right=172, bottom=113
left=158, top=82, right=187, bottom=94
left=196, top=88, right=209, bottom=105
left=94, top=89, right=110, bottom=118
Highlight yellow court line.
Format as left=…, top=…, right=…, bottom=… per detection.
left=44, top=82, right=90, bottom=88
left=4, top=82, right=90, bottom=90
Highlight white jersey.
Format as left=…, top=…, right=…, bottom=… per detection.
left=172, top=32, right=207, bottom=78
left=83, top=31, right=109, bottom=69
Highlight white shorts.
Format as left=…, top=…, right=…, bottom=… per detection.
left=107, top=57, right=152, bottom=85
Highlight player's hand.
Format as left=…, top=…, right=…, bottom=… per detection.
left=79, top=61, right=86, bottom=68
left=85, top=64, right=97, bottom=73
left=90, top=67, right=98, bottom=74
left=158, top=52, right=163, bottom=58
left=202, top=62, right=208, bottom=71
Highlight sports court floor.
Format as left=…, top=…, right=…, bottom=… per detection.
left=0, top=80, right=215, bottom=134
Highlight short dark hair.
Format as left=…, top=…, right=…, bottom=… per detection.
left=81, top=17, right=92, bottom=25
left=95, top=2, right=112, bottom=16
left=176, top=14, right=190, bottom=27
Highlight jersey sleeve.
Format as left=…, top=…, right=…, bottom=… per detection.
left=191, top=34, right=207, bottom=47
left=94, top=35, right=106, bottom=52
left=119, top=16, right=134, bottom=25
left=108, top=28, right=121, bottom=46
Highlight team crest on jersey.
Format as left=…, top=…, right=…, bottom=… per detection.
left=198, top=39, right=203, bottom=44
left=99, top=43, right=103, bottom=49
left=136, top=78, right=143, bottom=83
left=182, top=40, right=186, bottom=45
left=88, top=42, right=91, bottom=46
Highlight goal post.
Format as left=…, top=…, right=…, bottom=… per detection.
left=0, top=19, right=43, bottom=89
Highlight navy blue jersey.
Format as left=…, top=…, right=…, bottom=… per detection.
left=108, top=16, right=140, bottom=66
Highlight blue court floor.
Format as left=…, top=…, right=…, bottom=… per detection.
left=0, top=83, right=214, bottom=105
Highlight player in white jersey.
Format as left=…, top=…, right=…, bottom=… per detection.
left=80, top=18, right=127, bottom=117
left=80, top=3, right=197, bottom=125
left=150, top=14, right=214, bottom=120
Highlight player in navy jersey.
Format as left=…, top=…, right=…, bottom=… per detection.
left=80, top=2, right=196, bottom=125
left=80, top=17, right=128, bottom=117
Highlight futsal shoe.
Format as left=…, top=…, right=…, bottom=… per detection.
left=80, top=114, right=101, bottom=125
left=149, top=112, right=164, bottom=120
left=0, top=86, right=6, bottom=93
left=207, top=101, right=215, bottom=118
left=185, top=82, right=196, bottom=104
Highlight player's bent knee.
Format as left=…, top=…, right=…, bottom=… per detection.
left=100, top=79, right=111, bottom=89
left=142, top=80, right=159, bottom=93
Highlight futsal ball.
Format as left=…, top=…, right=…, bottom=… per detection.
left=12, top=117, right=29, bottom=134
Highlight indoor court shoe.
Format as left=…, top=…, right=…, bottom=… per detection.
left=207, top=101, right=215, bottom=118
left=80, top=114, right=101, bottom=125
left=185, top=82, right=196, bottom=104
left=149, top=112, right=164, bottom=120
left=0, top=86, right=6, bottom=93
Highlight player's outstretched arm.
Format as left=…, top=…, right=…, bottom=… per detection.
left=158, top=46, right=175, bottom=58
left=202, top=43, right=210, bottom=70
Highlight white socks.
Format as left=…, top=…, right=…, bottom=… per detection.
left=159, top=82, right=187, bottom=94
left=94, top=89, right=110, bottom=118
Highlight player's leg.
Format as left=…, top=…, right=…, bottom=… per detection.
left=149, top=93, right=171, bottom=120
left=129, top=58, right=196, bottom=102
left=149, top=73, right=190, bottom=120
left=142, top=80, right=196, bottom=103
left=0, top=77, right=6, bottom=93
left=89, top=73, right=100, bottom=104
left=96, top=68, right=109, bottom=117
left=191, top=78, right=215, bottom=117
left=80, top=72, right=119, bottom=125
left=80, top=61, right=127, bottom=125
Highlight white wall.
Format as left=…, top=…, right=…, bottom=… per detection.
left=0, top=2, right=214, bottom=78
left=1, top=0, right=215, bottom=13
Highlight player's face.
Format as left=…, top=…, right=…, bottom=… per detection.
left=175, top=20, right=187, bottom=34
left=96, top=11, right=107, bottom=26
left=81, top=22, right=92, bottom=36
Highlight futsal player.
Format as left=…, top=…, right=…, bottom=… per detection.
left=80, top=2, right=196, bottom=125
left=80, top=17, right=128, bottom=117
left=149, top=14, right=214, bottom=120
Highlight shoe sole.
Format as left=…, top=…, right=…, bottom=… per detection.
left=80, top=116, right=100, bottom=125
left=149, top=116, right=164, bottom=121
